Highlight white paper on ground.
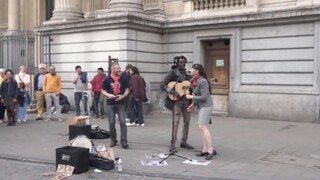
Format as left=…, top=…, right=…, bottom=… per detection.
left=183, top=159, right=211, bottom=166
left=141, top=160, right=168, bottom=166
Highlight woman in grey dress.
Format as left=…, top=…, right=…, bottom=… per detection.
left=186, top=64, right=217, bottom=160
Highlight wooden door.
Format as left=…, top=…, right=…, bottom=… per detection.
left=204, top=40, right=230, bottom=113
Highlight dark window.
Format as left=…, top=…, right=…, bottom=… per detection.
left=46, top=0, right=55, bottom=21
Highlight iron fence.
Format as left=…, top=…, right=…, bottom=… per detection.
left=0, top=31, right=49, bottom=101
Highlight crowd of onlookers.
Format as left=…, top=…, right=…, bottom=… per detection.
left=0, top=58, right=217, bottom=159
left=0, top=63, right=147, bottom=129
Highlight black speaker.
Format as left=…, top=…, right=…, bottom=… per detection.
left=69, top=124, right=91, bottom=140
left=56, top=146, right=89, bottom=174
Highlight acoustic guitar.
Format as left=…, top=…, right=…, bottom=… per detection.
left=167, top=81, right=191, bottom=101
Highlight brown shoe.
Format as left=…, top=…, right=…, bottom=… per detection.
left=180, top=143, right=194, bottom=149
left=110, top=140, right=117, bottom=147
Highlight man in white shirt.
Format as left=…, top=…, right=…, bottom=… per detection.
left=72, top=65, right=88, bottom=116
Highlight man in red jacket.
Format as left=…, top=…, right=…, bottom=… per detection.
left=91, top=67, right=107, bottom=119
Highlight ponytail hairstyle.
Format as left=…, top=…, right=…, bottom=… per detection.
left=191, top=64, right=211, bottom=93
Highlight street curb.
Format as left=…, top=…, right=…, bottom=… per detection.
left=0, top=154, right=55, bottom=165
left=0, top=154, right=234, bottom=180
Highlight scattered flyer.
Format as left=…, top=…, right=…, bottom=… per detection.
left=144, top=153, right=168, bottom=159
left=141, top=160, right=168, bottom=166
left=183, top=159, right=212, bottom=166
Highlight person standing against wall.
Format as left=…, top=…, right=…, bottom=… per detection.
left=72, top=65, right=88, bottom=116
left=0, top=70, right=19, bottom=126
left=43, top=66, right=62, bottom=122
left=34, top=64, right=47, bottom=120
left=0, top=68, right=6, bottom=123
left=15, top=65, right=30, bottom=122
left=91, top=67, right=107, bottom=119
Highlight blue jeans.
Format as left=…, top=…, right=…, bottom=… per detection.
left=18, top=91, right=29, bottom=120
left=18, top=102, right=27, bottom=120
left=74, top=92, right=88, bottom=115
left=128, top=97, right=144, bottom=125
left=106, top=104, right=127, bottom=144
left=93, top=93, right=105, bottom=116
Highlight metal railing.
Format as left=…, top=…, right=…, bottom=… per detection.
left=193, top=0, right=246, bottom=11
left=0, top=31, right=49, bottom=101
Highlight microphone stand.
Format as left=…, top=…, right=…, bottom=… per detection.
left=159, top=73, right=191, bottom=164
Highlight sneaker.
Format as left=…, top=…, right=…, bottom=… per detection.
left=0, top=120, right=3, bottom=123
left=125, top=118, right=130, bottom=122
left=136, top=123, right=145, bottom=127
left=126, top=122, right=136, bottom=127
left=17, top=119, right=22, bottom=123
left=45, top=118, right=51, bottom=122
left=22, top=119, right=27, bottom=123
left=58, top=118, right=63, bottom=122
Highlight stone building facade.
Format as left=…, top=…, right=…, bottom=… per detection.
left=1, top=0, right=320, bottom=123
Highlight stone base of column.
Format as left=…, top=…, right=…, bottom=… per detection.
left=48, top=9, right=84, bottom=23
left=96, top=0, right=145, bottom=17
left=145, top=9, right=166, bottom=21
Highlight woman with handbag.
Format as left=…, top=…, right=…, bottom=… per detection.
left=186, top=64, right=217, bottom=160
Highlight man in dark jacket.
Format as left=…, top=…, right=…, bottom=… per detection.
left=160, top=56, right=194, bottom=153
left=34, top=64, right=47, bottom=120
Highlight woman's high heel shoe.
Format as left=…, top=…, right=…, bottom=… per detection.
left=205, top=149, right=217, bottom=160
left=196, top=152, right=209, bottom=157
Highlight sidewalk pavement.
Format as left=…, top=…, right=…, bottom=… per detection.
left=0, top=111, right=320, bottom=180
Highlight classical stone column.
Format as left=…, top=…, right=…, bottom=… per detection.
left=8, top=0, right=20, bottom=31
left=96, top=0, right=147, bottom=18
left=50, top=0, right=83, bottom=22
left=108, top=0, right=144, bottom=14
left=83, top=0, right=104, bottom=19
left=143, top=0, right=165, bottom=20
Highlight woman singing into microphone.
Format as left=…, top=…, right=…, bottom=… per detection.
left=186, top=64, right=217, bottom=160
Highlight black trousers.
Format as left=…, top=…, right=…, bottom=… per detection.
left=0, top=105, right=5, bottom=120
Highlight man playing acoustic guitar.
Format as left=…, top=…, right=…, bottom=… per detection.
left=160, top=56, right=194, bottom=153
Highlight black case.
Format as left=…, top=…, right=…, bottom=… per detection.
left=56, top=146, right=89, bottom=174
left=89, top=153, right=114, bottom=170
left=69, top=124, right=91, bottom=140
